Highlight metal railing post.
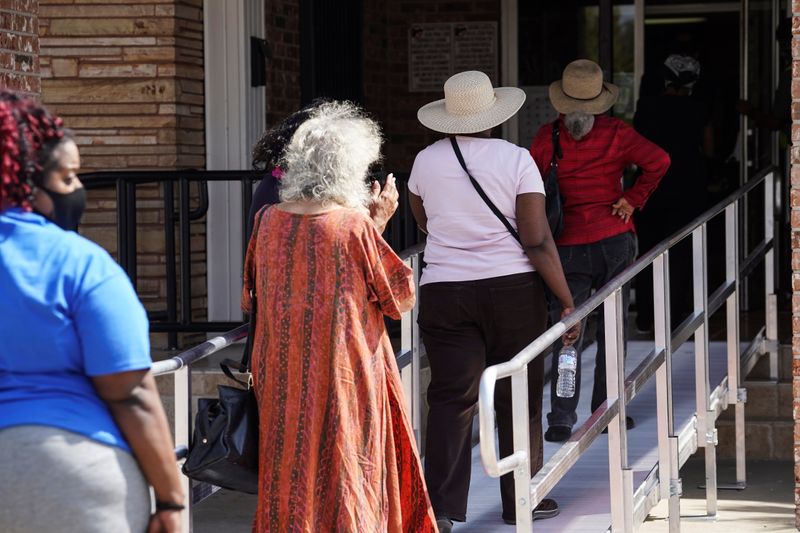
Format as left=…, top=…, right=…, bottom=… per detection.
left=512, top=367, right=533, bottom=533
left=125, top=180, right=138, bottom=288
left=174, top=366, right=193, bottom=532
left=604, top=289, right=633, bottom=532
left=400, top=258, right=413, bottom=419
left=692, top=224, right=717, bottom=517
left=764, top=172, right=778, bottom=380
left=410, top=255, right=422, bottom=445
left=164, top=181, right=178, bottom=350
left=179, top=178, right=191, bottom=328
left=726, top=202, right=747, bottom=489
left=654, top=252, right=680, bottom=531
left=116, top=179, right=128, bottom=278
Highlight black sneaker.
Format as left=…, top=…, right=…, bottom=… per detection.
left=436, top=516, right=453, bottom=533
left=544, top=425, right=572, bottom=442
left=502, top=498, right=560, bottom=524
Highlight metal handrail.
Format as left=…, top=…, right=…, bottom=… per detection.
left=477, top=166, right=778, bottom=532
left=152, top=324, right=249, bottom=376
left=82, top=170, right=424, bottom=347
left=154, top=167, right=776, bottom=532
left=489, top=166, right=776, bottom=348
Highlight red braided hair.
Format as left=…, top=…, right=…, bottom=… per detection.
left=0, top=91, right=68, bottom=211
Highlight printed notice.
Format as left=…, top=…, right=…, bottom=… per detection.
left=409, top=22, right=497, bottom=93
left=408, top=24, right=452, bottom=93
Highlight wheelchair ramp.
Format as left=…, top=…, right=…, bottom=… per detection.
left=458, top=339, right=730, bottom=532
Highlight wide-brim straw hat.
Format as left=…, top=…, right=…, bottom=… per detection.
left=417, top=71, right=526, bottom=134
left=549, top=59, right=619, bottom=115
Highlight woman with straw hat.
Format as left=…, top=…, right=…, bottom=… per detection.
left=408, top=70, right=580, bottom=531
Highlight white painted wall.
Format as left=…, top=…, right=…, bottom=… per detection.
left=204, top=0, right=265, bottom=323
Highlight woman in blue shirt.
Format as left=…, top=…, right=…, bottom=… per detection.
left=0, top=92, right=183, bottom=533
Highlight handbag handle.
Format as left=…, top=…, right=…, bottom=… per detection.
left=221, top=208, right=267, bottom=387
left=450, top=136, right=521, bottom=243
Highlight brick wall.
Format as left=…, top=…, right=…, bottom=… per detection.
left=262, top=0, right=499, bottom=171
left=793, top=5, right=800, bottom=529
left=265, top=0, right=300, bottom=127
left=38, top=0, right=206, bottom=348
left=364, top=0, right=501, bottom=172
left=0, top=0, right=39, bottom=95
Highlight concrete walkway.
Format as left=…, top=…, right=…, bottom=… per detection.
left=640, top=459, right=794, bottom=533
left=191, top=341, right=795, bottom=532
left=191, top=459, right=794, bottom=532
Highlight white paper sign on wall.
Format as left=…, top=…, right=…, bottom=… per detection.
left=408, top=22, right=497, bottom=93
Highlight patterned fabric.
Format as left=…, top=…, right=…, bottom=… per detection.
left=243, top=206, right=437, bottom=533
left=530, top=114, right=670, bottom=246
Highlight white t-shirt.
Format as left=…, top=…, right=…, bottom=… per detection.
left=408, top=136, right=546, bottom=285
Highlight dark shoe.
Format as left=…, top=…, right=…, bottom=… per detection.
left=602, top=416, right=635, bottom=433
left=502, top=498, right=560, bottom=524
left=544, top=425, right=572, bottom=442
left=436, top=517, right=453, bottom=533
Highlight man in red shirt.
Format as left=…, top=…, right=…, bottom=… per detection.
left=531, top=59, right=670, bottom=442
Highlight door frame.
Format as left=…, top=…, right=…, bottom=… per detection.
left=204, top=0, right=266, bottom=323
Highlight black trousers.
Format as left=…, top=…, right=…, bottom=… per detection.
left=419, top=272, right=548, bottom=522
left=547, top=232, right=637, bottom=428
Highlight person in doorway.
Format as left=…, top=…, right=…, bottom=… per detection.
left=736, top=18, right=792, bottom=143
left=633, top=54, right=713, bottom=331
left=409, top=70, right=580, bottom=531
left=0, top=92, right=184, bottom=533
left=530, top=59, right=670, bottom=443
left=243, top=101, right=437, bottom=532
left=248, top=100, right=398, bottom=241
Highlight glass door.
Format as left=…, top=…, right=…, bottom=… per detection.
left=515, top=0, right=642, bottom=147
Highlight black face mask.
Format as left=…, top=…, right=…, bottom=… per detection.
left=39, top=186, right=87, bottom=231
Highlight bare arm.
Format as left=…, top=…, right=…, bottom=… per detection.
left=517, top=192, right=580, bottom=344
left=93, top=370, right=184, bottom=532
left=408, top=192, right=427, bottom=234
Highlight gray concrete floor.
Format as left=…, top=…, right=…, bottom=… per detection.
left=192, top=489, right=256, bottom=533
left=190, top=459, right=794, bottom=532
left=640, top=459, right=794, bottom=533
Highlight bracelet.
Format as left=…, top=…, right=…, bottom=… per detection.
left=155, top=500, right=185, bottom=512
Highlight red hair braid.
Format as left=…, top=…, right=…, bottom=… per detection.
left=0, top=91, right=67, bottom=211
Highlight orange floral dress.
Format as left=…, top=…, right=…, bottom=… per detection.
left=242, top=206, right=437, bottom=533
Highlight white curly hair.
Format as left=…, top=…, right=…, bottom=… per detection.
left=278, top=101, right=382, bottom=208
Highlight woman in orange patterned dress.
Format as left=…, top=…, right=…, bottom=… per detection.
left=242, top=102, right=438, bottom=532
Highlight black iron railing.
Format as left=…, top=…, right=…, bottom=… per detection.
left=81, top=170, right=422, bottom=348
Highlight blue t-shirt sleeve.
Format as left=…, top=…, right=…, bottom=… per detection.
left=73, top=272, right=152, bottom=376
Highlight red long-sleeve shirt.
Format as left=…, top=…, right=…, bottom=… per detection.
left=531, top=114, right=670, bottom=246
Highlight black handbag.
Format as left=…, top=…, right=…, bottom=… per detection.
left=545, top=120, right=565, bottom=240
left=181, top=277, right=260, bottom=493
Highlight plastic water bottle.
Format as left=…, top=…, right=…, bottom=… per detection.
left=556, top=345, right=578, bottom=398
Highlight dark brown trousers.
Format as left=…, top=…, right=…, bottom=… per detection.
left=419, top=272, right=548, bottom=522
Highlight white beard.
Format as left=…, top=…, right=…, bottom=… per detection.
left=564, top=112, right=595, bottom=140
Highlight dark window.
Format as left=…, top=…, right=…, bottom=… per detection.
left=300, top=0, right=364, bottom=104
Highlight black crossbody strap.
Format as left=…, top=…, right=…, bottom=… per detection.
left=551, top=120, right=562, bottom=167
left=450, top=136, right=521, bottom=243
